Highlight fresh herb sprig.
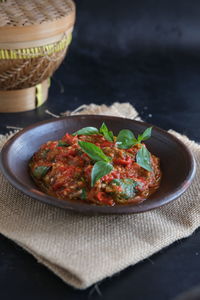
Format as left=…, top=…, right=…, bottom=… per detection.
left=116, top=127, right=153, bottom=172
left=76, top=123, right=153, bottom=176
left=116, top=129, right=135, bottom=149
left=72, top=122, right=114, bottom=142
left=136, top=127, right=152, bottom=143
left=78, top=141, right=113, bottom=186
left=72, top=127, right=99, bottom=136
left=99, top=122, right=114, bottom=142
left=116, top=127, right=152, bottom=149
left=78, top=141, right=111, bottom=162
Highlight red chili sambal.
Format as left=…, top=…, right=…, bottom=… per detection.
left=29, top=127, right=161, bottom=206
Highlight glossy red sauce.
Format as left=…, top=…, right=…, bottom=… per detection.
left=29, top=133, right=161, bottom=206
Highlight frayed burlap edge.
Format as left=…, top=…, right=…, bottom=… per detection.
left=0, top=102, right=199, bottom=290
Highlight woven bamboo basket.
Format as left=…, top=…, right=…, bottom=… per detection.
left=0, top=0, right=75, bottom=112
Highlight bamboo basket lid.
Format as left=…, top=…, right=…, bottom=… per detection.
left=0, top=0, right=75, bottom=112
left=0, top=0, right=75, bottom=43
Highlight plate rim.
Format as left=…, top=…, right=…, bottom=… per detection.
left=0, top=115, right=197, bottom=214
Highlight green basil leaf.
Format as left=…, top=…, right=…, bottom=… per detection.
left=137, top=127, right=152, bottom=143
left=72, top=127, right=99, bottom=136
left=78, top=141, right=111, bottom=162
left=81, top=188, right=87, bottom=200
left=136, top=146, right=152, bottom=172
left=99, top=122, right=114, bottom=142
left=116, top=129, right=135, bottom=149
left=108, top=130, right=114, bottom=141
left=91, top=161, right=113, bottom=186
left=132, top=137, right=138, bottom=145
left=33, top=166, right=51, bottom=179
left=112, top=178, right=138, bottom=199
left=57, top=140, right=70, bottom=147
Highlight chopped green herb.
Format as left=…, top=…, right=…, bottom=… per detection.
left=57, top=140, right=70, bottom=147
left=40, top=149, right=49, bottom=159
left=112, top=178, right=138, bottom=199
left=33, top=166, right=51, bottom=179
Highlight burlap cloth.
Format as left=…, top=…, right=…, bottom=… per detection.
left=0, top=103, right=199, bottom=289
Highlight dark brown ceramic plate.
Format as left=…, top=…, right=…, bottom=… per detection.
left=0, top=115, right=196, bottom=214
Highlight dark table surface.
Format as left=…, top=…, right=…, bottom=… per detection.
left=1, top=0, right=200, bottom=299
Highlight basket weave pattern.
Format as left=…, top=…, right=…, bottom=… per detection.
left=0, top=35, right=70, bottom=90
left=0, top=0, right=75, bottom=110
left=0, top=0, right=74, bottom=27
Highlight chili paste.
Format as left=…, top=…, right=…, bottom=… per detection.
left=29, top=128, right=161, bottom=206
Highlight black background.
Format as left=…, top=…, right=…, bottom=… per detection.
left=0, top=0, right=200, bottom=299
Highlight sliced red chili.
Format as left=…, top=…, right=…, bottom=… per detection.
left=96, top=192, right=114, bottom=206
left=114, top=156, right=133, bottom=166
